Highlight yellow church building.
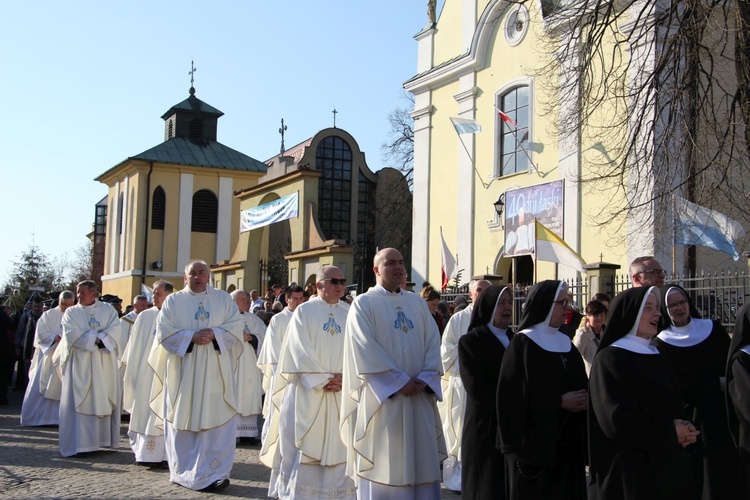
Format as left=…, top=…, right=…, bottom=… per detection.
left=95, top=86, right=268, bottom=300
left=94, top=86, right=411, bottom=301
left=405, top=0, right=748, bottom=292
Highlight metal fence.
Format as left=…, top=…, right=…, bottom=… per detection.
left=440, top=284, right=470, bottom=308
left=438, top=268, right=749, bottom=333
left=614, top=269, right=750, bottom=333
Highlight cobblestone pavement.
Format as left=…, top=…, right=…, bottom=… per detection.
left=0, top=390, right=461, bottom=499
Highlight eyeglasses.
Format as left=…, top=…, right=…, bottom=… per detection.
left=666, top=298, right=689, bottom=309
left=322, top=278, right=347, bottom=286
left=639, top=269, right=667, bottom=277
left=552, top=299, right=570, bottom=309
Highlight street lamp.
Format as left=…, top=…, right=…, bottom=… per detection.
left=493, top=194, right=505, bottom=219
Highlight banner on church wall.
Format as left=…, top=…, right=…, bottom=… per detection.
left=503, top=180, right=564, bottom=258
left=240, top=192, right=299, bottom=233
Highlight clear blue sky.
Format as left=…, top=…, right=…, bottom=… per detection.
left=0, top=1, right=439, bottom=285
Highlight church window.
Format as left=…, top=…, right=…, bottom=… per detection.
left=117, top=192, right=124, bottom=235
left=167, top=119, right=174, bottom=139
left=316, top=136, right=353, bottom=241
left=497, top=85, right=530, bottom=176
left=151, top=186, right=166, bottom=230
left=189, top=118, right=203, bottom=140
left=191, top=189, right=217, bottom=233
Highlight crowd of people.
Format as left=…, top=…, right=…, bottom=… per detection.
left=2, top=252, right=750, bottom=499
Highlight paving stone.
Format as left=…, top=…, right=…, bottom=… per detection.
left=0, top=390, right=460, bottom=499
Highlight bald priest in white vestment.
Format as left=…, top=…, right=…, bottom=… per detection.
left=438, top=278, right=491, bottom=491
left=121, top=280, right=173, bottom=466
left=274, top=266, right=356, bottom=499
left=231, top=290, right=266, bottom=440
left=258, top=284, right=306, bottom=498
left=20, top=290, right=74, bottom=426
left=149, top=260, right=244, bottom=492
left=58, top=280, right=124, bottom=457
left=341, top=248, right=447, bottom=499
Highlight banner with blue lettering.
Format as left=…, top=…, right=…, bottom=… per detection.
left=503, top=180, right=564, bottom=257
left=240, top=192, right=299, bottom=233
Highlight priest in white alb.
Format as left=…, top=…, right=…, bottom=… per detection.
left=58, top=280, right=123, bottom=457
left=121, top=280, right=173, bottom=466
left=275, top=265, right=355, bottom=499
left=438, top=278, right=491, bottom=491
left=149, top=260, right=244, bottom=492
left=258, top=284, right=306, bottom=498
left=230, top=290, right=266, bottom=442
left=341, top=248, right=446, bottom=499
left=20, top=290, right=74, bottom=426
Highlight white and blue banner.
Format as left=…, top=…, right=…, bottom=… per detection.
left=240, top=192, right=299, bottom=233
left=674, top=196, right=746, bottom=260
left=449, top=116, right=482, bottom=135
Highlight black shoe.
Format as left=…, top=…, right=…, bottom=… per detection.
left=200, top=479, right=230, bottom=492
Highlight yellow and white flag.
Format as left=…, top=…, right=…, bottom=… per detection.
left=535, top=220, right=586, bottom=273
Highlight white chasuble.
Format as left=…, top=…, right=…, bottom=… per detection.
left=276, top=299, right=355, bottom=499
left=20, top=307, right=63, bottom=426
left=341, top=286, right=447, bottom=489
left=60, top=301, right=121, bottom=416
left=439, top=305, right=471, bottom=456
left=58, top=300, right=122, bottom=457
left=150, top=286, right=244, bottom=432
left=122, top=307, right=164, bottom=447
left=119, top=310, right=137, bottom=360
left=148, top=286, right=244, bottom=491
left=258, top=308, right=294, bottom=497
left=122, top=307, right=166, bottom=462
left=235, top=311, right=266, bottom=437
left=438, top=304, right=472, bottom=490
left=258, top=307, right=293, bottom=403
left=36, top=307, right=64, bottom=400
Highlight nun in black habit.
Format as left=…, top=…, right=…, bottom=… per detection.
left=588, top=286, right=698, bottom=500
left=497, top=280, right=588, bottom=500
left=457, top=285, right=513, bottom=500
left=726, top=301, right=750, bottom=499
left=656, top=284, right=738, bottom=499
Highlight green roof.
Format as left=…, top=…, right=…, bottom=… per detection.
left=96, top=137, right=268, bottom=180
left=161, top=94, right=224, bottom=119
left=131, top=137, right=267, bottom=171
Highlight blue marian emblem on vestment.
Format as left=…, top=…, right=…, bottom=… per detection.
left=323, top=313, right=342, bottom=336
left=394, top=307, right=414, bottom=333
left=88, top=315, right=101, bottom=330
left=195, top=302, right=210, bottom=322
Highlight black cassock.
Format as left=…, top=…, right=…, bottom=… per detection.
left=458, top=324, right=512, bottom=499
left=497, top=334, right=587, bottom=500
left=727, top=302, right=750, bottom=499
left=656, top=321, right=739, bottom=499
left=589, top=346, right=694, bottom=500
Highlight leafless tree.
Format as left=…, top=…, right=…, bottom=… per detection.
left=380, top=91, right=415, bottom=186
left=530, top=0, right=750, bottom=264
left=68, top=241, right=96, bottom=288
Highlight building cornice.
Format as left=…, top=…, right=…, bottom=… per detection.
left=234, top=168, right=321, bottom=199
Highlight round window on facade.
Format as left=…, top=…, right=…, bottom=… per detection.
left=504, top=5, right=530, bottom=47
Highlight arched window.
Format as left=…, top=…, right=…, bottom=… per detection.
left=497, top=85, right=530, bottom=176
left=151, top=186, right=166, bottom=230
left=315, top=136, right=353, bottom=241
left=191, top=189, right=217, bottom=233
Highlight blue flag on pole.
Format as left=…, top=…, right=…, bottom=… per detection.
left=674, top=196, right=746, bottom=260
